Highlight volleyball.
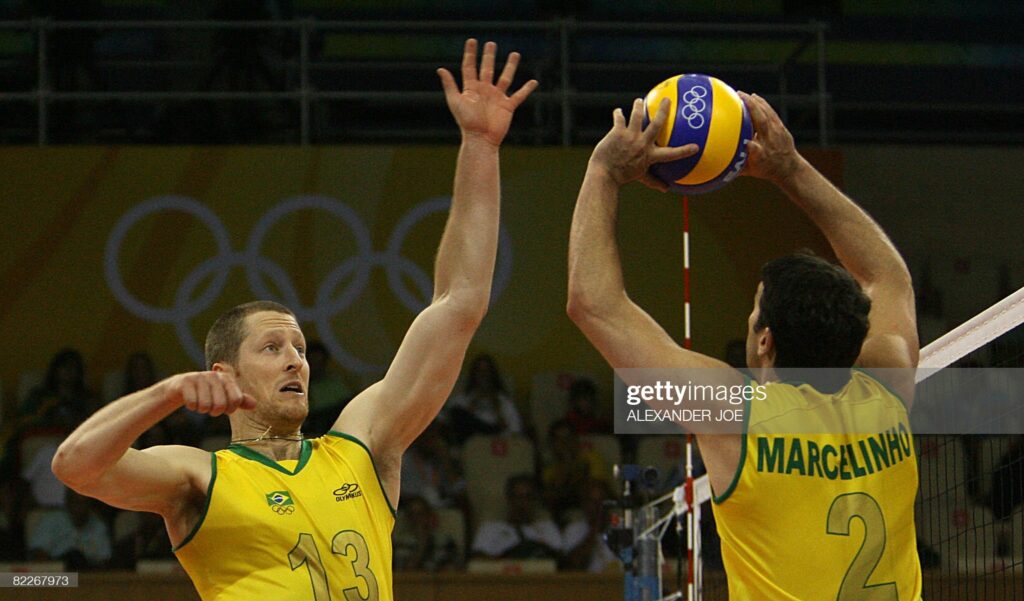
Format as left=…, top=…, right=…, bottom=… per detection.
left=643, top=74, right=753, bottom=194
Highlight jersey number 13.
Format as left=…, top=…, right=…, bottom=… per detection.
left=288, top=530, right=379, bottom=600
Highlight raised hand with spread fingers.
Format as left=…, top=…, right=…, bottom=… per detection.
left=437, top=38, right=538, bottom=147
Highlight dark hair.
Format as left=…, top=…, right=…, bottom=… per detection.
left=464, top=353, right=507, bottom=395
left=204, top=300, right=296, bottom=370
left=44, top=348, right=86, bottom=392
left=755, top=253, right=871, bottom=368
left=123, top=351, right=157, bottom=394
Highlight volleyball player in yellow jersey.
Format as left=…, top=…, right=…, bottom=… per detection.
left=568, top=94, right=922, bottom=599
left=50, top=38, right=537, bottom=601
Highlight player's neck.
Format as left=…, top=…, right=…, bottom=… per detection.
left=750, top=366, right=778, bottom=384
left=230, top=418, right=304, bottom=460
left=233, top=437, right=304, bottom=461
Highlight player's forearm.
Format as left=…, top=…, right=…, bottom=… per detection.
left=432, top=135, right=500, bottom=320
left=777, top=157, right=911, bottom=288
left=567, top=163, right=630, bottom=320
left=52, top=381, right=180, bottom=486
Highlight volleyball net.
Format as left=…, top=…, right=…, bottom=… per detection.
left=914, top=285, right=1024, bottom=599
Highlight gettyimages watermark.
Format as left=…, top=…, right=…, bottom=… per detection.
left=614, top=367, right=1024, bottom=436
left=622, top=380, right=764, bottom=427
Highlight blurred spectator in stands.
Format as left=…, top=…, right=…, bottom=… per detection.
left=121, top=351, right=158, bottom=396
left=989, top=435, right=1024, bottom=557
left=542, top=419, right=609, bottom=521
left=472, top=474, right=561, bottom=561
left=21, top=439, right=65, bottom=508
left=445, top=353, right=522, bottom=444
left=304, top=341, right=354, bottom=436
left=111, top=510, right=174, bottom=569
left=563, top=378, right=611, bottom=435
left=957, top=360, right=988, bottom=502
left=28, top=490, right=111, bottom=570
left=20, top=348, right=96, bottom=430
left=0, top=478, right=26, bottom=561
left=393, top=495, right=462, bottom=571
left=562, top=479, right=617, bottom=572
left=121, top=352, right=164, bottom=444
left=2, top=348, right=96, bottom=478
left=400, top=422, right=466, bottom=510
left=134, top=511, right=173, bottom=560
left=120, top=352, right=204, bottom=447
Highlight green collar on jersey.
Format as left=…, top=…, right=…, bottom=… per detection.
left=227, top=438, right=313, bottom=476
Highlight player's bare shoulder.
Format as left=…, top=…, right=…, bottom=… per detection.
left=143, top=444, right=214, bottom=486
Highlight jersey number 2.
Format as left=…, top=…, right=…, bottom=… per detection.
left=288, top=530, right=380, bottom=601
left=826, top=493, right=898, bottom=601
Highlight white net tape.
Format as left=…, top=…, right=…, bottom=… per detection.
left=917, top=285, right=1024, bottom=377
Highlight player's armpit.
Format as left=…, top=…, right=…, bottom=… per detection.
left=854, top=281, right=918, bottom=406
left=856, top=333, right=918, bottom=408
left=61, top=444, right=211, bottom=517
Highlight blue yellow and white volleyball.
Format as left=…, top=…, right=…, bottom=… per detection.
left=643, top=74, right=753, bottom=194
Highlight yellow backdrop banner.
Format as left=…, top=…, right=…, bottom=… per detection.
left=0, top=146, right=838, bottom=411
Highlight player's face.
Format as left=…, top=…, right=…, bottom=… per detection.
left=234, top=311, right=310, bottom=423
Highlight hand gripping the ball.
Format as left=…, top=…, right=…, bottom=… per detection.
left=590, top=97, right=700, bottom=192
left=737, top=92, right=803, bottom=184
left=165, top=371, right=256, bottom=417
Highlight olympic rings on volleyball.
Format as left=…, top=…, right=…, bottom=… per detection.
left=680, top=86, right=708, bottom=130
left=104, top=195, right=513, bottom=373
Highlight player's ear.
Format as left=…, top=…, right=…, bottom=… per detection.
left=757, top=327, right=776, bottom=364
left=211, top=362, right=235, bottom=376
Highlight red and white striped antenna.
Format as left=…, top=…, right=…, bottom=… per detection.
left=682, top=195, right=700, bottom=600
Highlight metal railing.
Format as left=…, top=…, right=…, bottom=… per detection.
left=0, top=19, right=830, bottom=146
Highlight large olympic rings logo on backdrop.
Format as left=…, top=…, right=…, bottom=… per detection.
left=680, top=86, right=708, bottom=130
left=104, top=195, right=513, bottom=373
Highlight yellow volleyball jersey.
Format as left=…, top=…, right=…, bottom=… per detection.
left=174, top=431, right=396, bottom=601
left=711, top=370, right=922, bottom=600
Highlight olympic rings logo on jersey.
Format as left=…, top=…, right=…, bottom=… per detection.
left=271, top=504, right=296, bottom=515
left=104, top=195, right=514, bottom=373
left=680, top=86, right=708, bottom=130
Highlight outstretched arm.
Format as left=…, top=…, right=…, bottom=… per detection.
left=335, top=40, right=537, bottom=464
left=567, top=98, right=729, bottom=372
left=739, top=92, right=918, bottom=373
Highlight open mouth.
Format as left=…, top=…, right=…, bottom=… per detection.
left=279, top=383, right=305, bottom=395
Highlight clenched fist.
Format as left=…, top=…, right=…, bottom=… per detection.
left=164, top=371, right=256, bottom=417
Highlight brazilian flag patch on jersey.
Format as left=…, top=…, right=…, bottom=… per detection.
left=266, top=491, right=296, bottom=515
